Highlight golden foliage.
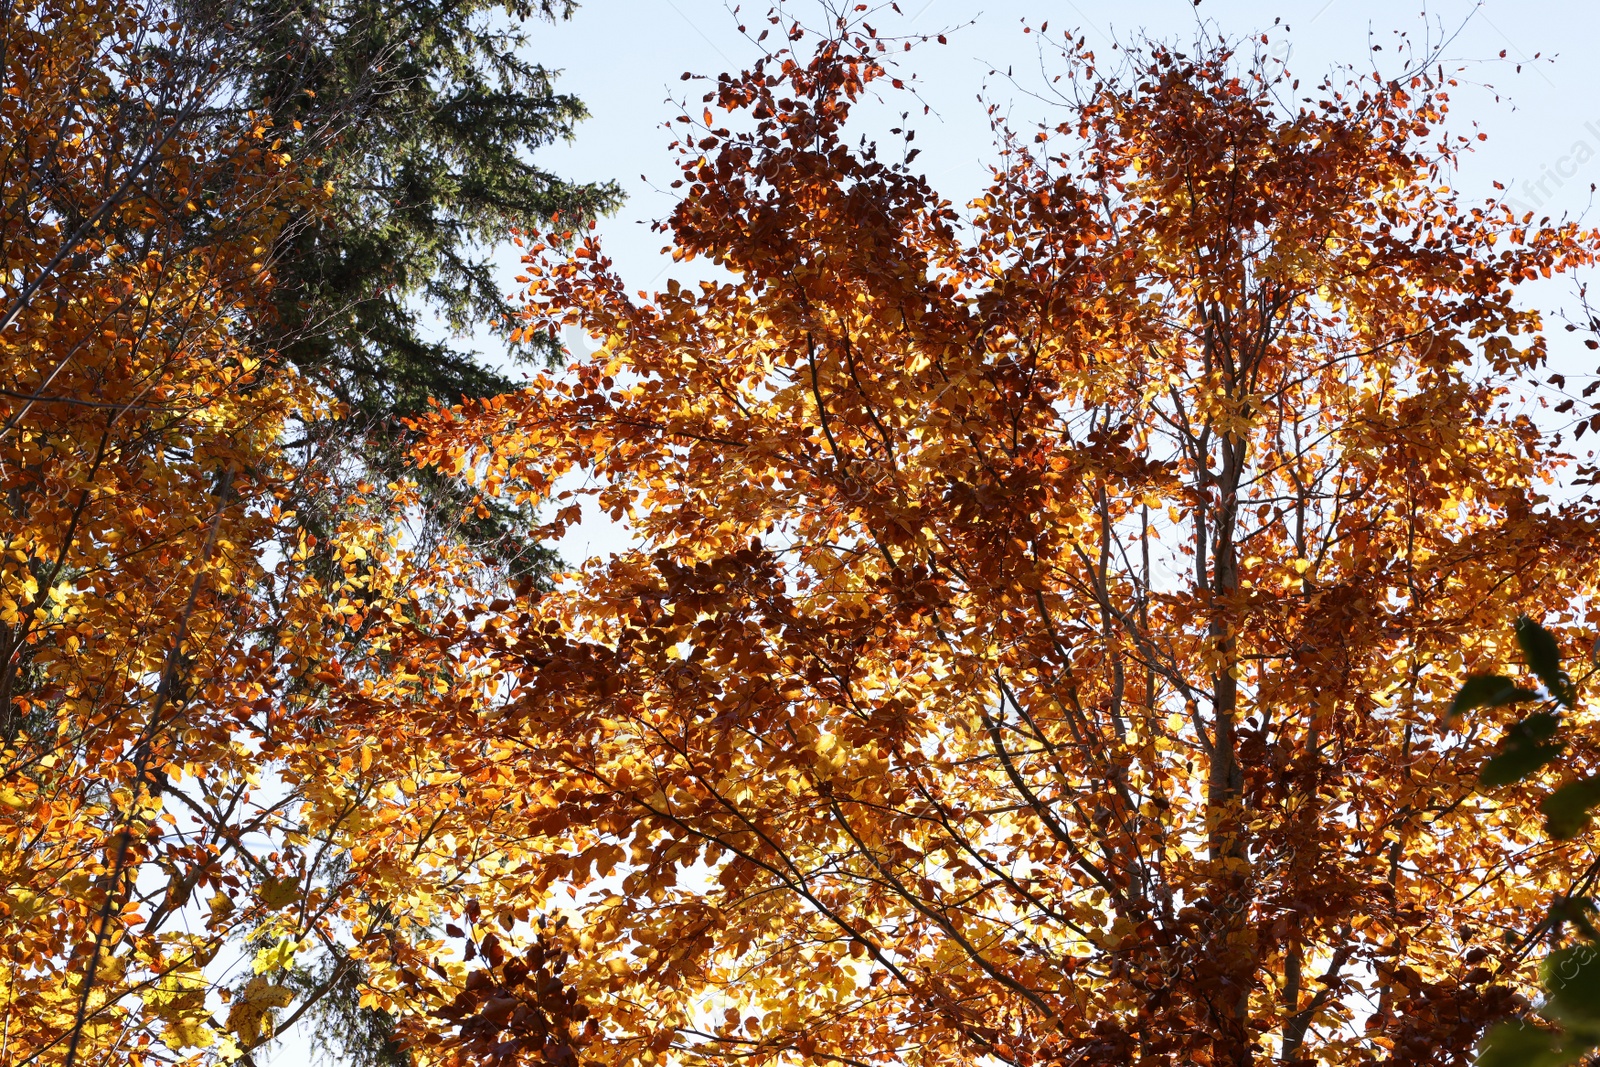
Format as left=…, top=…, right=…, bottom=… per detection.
left=402, top=21, right=1600, bottom=1067
left=12, top=9, right=1600, bottom=1067
left=0, top=0, right=504, bottom=1062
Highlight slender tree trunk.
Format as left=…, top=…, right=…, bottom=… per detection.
left=1208, top=429, right=1252, bottom=1067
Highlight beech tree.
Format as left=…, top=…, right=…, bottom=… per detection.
left=404, top=18, right=1600, bottom=1067
left=0, top=1, right=505, bottom=1062
left=0, top=0, right=317, bottom=1056
left=0, top=0, right=625, bottom=1057
left=16, top=5, right=1600, bottom=1067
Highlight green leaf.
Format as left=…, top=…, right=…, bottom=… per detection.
left=1449, top=674, right=1539, bottom=718
left=1519, top=615, right=1575, bottom=708
left=1551, top=898, right=1600, bottom=944
left=1543, top=779, right=1600, bottom=841
left=1481, top=712, right=1563, bottom=787
left=1476, top=1019, right=1585, bottom=1067
left=1544, top=945, right=1600, bottom=1035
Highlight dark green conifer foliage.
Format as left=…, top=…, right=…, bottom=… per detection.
left=190, top=0, right=619, bottom=574
left=161, top=6, right=615, bottom=1060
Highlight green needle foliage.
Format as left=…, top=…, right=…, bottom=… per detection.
left=154, top=5, right=616, bottom=1062
left=185, top=0, right=621, bottom=574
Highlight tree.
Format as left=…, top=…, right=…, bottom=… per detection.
left=0, top=0, right=624, bottom=1058
left=0, top=1, right=501, bottom=1062
left=0, top=0, right=315, bottom=1056
left=405, top=17, right=1600, bottom=1067
left=185, top=0, right=623, bottom=576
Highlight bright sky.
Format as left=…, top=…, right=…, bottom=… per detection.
left=543, top=0, right=1600, bottom=288
left=277, top=0, right=1600, bottom=1059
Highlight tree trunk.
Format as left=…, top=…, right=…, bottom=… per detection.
left=1208, top=430, right=1252, bottom=1067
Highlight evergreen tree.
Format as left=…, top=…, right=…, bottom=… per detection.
left=190, top=0, right=620, bottom=574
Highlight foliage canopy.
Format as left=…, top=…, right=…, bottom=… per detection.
left=0, top=0, right=599, bottom=1062
left=192, top=0, right=624, bottom=574
left=13, top=6, right=1600, bottom=1067
left=408, top=18, right=1600, bottom=1067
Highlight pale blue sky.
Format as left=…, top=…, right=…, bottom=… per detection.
left=542, top=0, right=1600, bottom=290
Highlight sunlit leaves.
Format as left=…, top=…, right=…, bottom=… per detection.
left=406, top=13, right=1600, bottom=1067
left=225, top=976, right=295, bottom=1046
left=0, top=0, right=499, bottom=1061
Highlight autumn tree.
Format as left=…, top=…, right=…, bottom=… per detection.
left=0, top=1, right=515, bottom=1062
left=402, top=16, right=1600, bottom=1067
left=0, top=0, right=297, bottom=1055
